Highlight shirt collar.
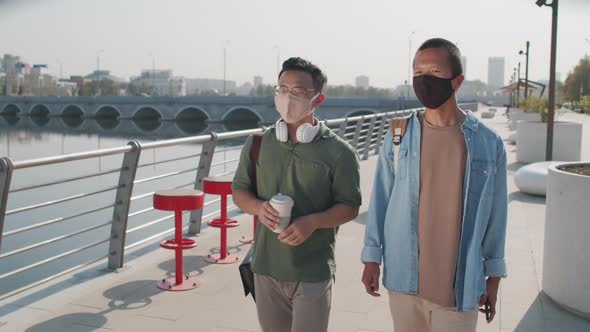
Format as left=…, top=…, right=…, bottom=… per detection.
left=413, top=109, right=479, bottom=132
left=461, top=110, right=479, bottom=132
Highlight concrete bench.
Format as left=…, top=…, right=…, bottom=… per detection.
left=515, top=161, right=561, bottom=196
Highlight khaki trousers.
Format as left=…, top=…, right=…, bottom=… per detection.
left=253, top=273, right=332, bottom=332
left=388, top=291, right=478, bottom=332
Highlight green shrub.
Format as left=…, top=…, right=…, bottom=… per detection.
left=580, top=96, right=590, bottom=114
left=519, top=96, right=549, bottom=121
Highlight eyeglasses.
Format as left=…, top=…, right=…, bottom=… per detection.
left=274, top=85, right=316, bottom=97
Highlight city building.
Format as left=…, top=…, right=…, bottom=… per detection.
left=355, top=75, right=369, bottom=89
left=253, top=76, right=263, bottom=88
left=185, top=78, right=236, bottom=95
left=130, top=69, right=186, bottom=96
left=461, top=56, right=467, bottom=78
left=85, top=70, right=125, bottom=83
left=488, top=57, right=505, bottom=88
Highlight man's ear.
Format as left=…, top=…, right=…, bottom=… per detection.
left=452, top=74, right=465, bottom=90
left=313, top=93, right=326, bottom=107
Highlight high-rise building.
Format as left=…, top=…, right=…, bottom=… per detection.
left=253, top=76, right=263, bottom=88
left=2, top=54, right=20, bottom=73
left=488, top=57, right=505, bottom=88
left=355, top=75, right=369, bottom=89
left=461, top=56, right=467, bottom=77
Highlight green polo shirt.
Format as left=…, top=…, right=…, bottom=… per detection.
left=232, top=122, right=362, bottom=282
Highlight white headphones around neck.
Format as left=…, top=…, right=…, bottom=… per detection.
left=275, top=118, right=321, bottom=144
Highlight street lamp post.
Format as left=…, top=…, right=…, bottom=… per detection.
left=223, top=47, right=226, bottom=95
left=510, top=72, right=514, bottom=107
left=149, top=53, right=155, bottom=94
left=96, top=50, right=104, bottom=81
left=520, top=41, right=530, bottom=99
left=513, top=67, right=517, bottom=107
left=407, top=31, right=415, bottom=99
left=223, top=40, right=229, bottom=96
left=516, top=62, right=521, bottom=106
left=536, top=0, right=558, bottom=161
left=96, top=50, right=104, bottom=96
left=56, top=59, right=63, bottom=81
left=273, top=45, right=280, bottom=79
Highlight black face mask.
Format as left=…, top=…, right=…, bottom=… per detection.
left=413, top=74, right=456, bottom=109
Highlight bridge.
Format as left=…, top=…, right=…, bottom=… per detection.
left=0, top=96, right=428, bottom=123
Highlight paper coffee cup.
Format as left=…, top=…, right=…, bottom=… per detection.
left=269, top=193, right=294, bottom=233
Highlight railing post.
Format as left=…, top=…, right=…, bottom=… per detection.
left=189, top=132, right=218, bottom=235
left=352, top=116, right=365, bottom=150
left=108, top=141, right=142, bottom=270
left=0, top=157, right=14, bottom=253
left=338, top=118, right=348, bottom=139
left=374, top=113, right=390, bottom=155
left=362, top=116, right=378, bottom=160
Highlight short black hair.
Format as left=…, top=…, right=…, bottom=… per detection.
left=416, top=38, right=463, bottom=78
left=279, top=57, right=327, bottom=92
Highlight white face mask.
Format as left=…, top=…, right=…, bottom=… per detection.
left=274, top=93, right=320, bottom=124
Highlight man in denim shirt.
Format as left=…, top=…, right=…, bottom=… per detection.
left=361, top=38, right=508, bottom=332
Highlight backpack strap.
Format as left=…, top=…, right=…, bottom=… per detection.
left=390, top=116, right=411, bottom=146
left=390, top=115, right=412, bottom=173
left=250, top=132, right=264, bottom=193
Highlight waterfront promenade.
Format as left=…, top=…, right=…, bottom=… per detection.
left=1, top=106, right=590, bottom=331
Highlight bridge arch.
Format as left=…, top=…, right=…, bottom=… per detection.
left=61, top=105, right=84, bottom=118
left=97, top=117, right=120, bottom=130
left=2, top=113, right=20, bottom=125
left=222, top=106, right=263, bottom=123
left=175, top=121, right=208, bottom=135
left=133, top=118, right=161, bottom=132
left=31, top=114, right=50, bottom=126
left=30, top=104, right=50, bottom=117
left=176, top=106, right=209, bottom=122
left=2, top=104, right=21, bottom=115
left=95, top=105, right=121, bottom=119
left=132, top=106, right=163, bottom=121
left=62, top=116, right=84, bottom=128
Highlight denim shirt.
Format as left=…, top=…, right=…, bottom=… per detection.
left=361, top=110, right=508, bottom=312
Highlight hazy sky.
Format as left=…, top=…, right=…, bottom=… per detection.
left=1, top=0, right=589, bottom=88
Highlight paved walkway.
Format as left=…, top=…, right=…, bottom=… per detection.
left=1, top=107, right=589, bottom=331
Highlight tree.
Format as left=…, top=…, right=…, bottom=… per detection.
left=252, top=84, right=275, bottom=96
left=127, top=82, right=154, bottom=96
left=79, top=79, right=119, bottom=96
left=563, top=56, right=590, bottom=101
left=580, top=95, right=590, bottom=114
left=323, top=85, right=392, bottom=97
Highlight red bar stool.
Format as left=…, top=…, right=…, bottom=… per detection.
left=202, top=176, right=240, bottom=264
left=239, top=216, right=257, bottom=244
left=153, top=189, right=204, bottom=291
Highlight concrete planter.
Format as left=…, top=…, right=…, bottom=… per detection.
left=508, top=109, right=541, bottom=130
left=481, top=111, right=495, bottom=119
left=543, top=162, right=590, bottom=319
left=516, top=121, right=582, bottom=163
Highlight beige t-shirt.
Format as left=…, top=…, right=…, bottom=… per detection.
left=417, top=112, right=467, bottom=308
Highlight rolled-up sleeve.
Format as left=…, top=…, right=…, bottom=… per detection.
left=482, top=136, right=508, bottom=277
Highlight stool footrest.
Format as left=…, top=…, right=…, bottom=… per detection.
left=157, top=276, right=202, bottom=291
left=204, top=253, right=241, bottom=264
left=160, top=238, right=197, bottom=250
left=208, top=219, right=240, bottom=228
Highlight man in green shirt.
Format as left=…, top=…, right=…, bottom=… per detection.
left=232, top=57, right=362, bottom=332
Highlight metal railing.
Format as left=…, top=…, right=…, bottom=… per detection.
left=0, top=106, right=435, bottom=300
